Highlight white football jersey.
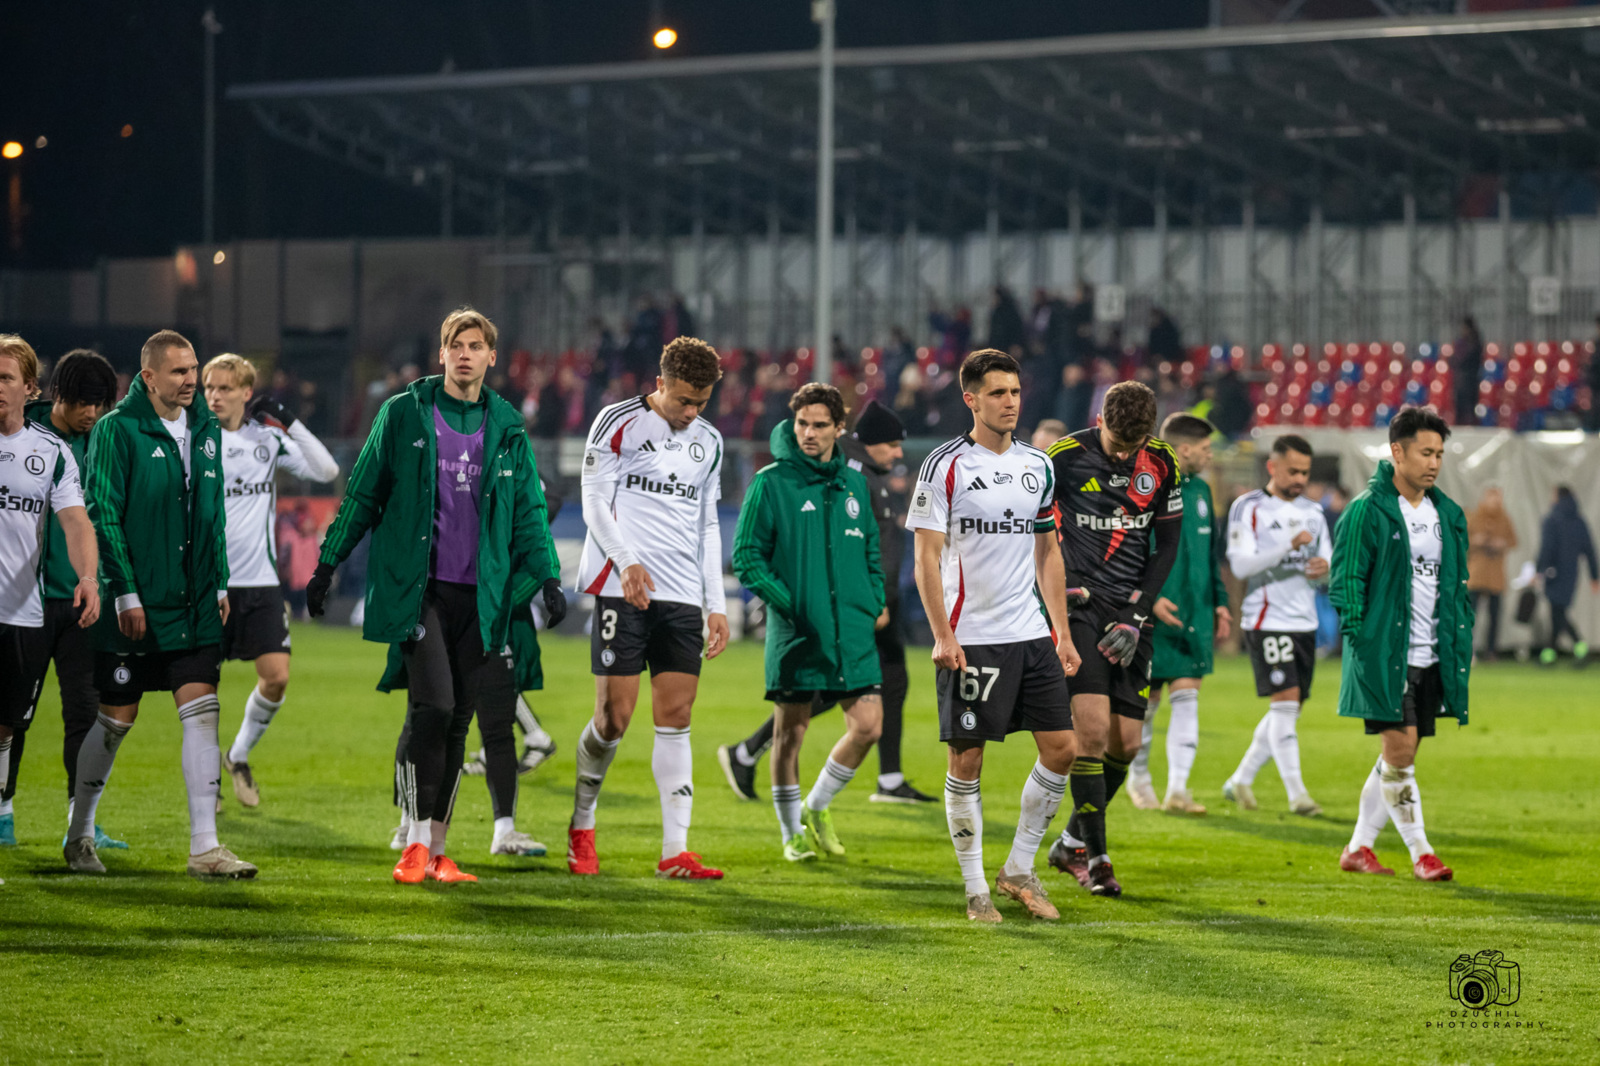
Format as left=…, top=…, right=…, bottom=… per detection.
left=0, top=423, right=84, bottom=627
left=577, top=397, right=724, bottom=611
left=1226, top=490, right=1332, bottom=633
left=906, top=435, right=1056, bottom=645
left=221, top=421, right=337, bottom=587
left=1401, top=495, right=1442, bottom=668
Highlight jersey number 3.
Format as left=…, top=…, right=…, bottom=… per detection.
left=600, top=609, right=618, bottom=641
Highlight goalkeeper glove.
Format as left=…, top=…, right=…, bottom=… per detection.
left=248, top=395, right=297, bottom=429
left=305, top=562, right=336, bottom=619
left=1096, top=602, right=1150, bottom=666
left=540, top=577, right=568, bottom=628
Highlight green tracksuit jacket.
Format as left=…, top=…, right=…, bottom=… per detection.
left=1328, top=460, right=1472, bottom=724
left=1151, top=473, right=1230, bottom=680
left=83, top=376, right=228, bottom=654
left=319, top=376, right=557, bottom=654
left=731, top=420, right=885, bottom=693
left=25, top=399, right=90, bottom=601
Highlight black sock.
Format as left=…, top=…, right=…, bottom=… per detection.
left=1068, top=758, right=1107, bottom=858
left=1103, top=754, right=1131, bottom=805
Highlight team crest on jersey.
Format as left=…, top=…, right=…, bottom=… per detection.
left=846, top=497, right=861, bottom=518
left=960, top=711, right=977, bottom=730
left=689, top=442, right=705, bottom=462
left=24, top=455, right=45, bottom=475
left=1198, top=498, right=1208, bottom=518
left=601, top=649, right=616, bottom=667
left=1021, top=472, right=1040, bottom=494
left=203, top=438, right=217, bottom=460
left=1134, top=471, right=1156, bottom=496
left=412, top=624, right=426, bottom=641
left=254, top=444, right=270, bottom=463
left=113, top=666, right=132, bottom=686
left=1270, top=668, right=1286, bottom=687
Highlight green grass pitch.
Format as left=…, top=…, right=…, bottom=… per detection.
left=2, top=625, right=1596, bottom=1064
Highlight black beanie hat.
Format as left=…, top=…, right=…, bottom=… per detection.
left=852, top=399, right=906, bottom=445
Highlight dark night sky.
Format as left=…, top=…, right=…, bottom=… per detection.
left=2, top=1, right=1207, bottom=269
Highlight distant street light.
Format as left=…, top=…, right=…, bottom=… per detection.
left=1, top=142, right=21, bottom=160
left=653, top=27, right=678, bottom=49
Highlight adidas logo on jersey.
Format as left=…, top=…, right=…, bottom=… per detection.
left=151, top=446, right=166, bottom=458
left=459, top=449, right=470, bottom=462
left=1080, top=478, right=1101, bottom=492
left=412, top=438, right=425, bottom=448
left=967, top=477, right=988, bottom=491
left=801, top=500, right=817, bottom=512
left=640, top=440, right=657, bottom=452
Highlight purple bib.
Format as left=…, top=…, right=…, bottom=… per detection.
left=431, top=406, right=485, bottom=584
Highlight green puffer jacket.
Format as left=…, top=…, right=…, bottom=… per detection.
left=1151, top=473, right=1230, bottom=680
left=84, top=376, right=228, bottom=654
left=731, top=419, right=885, bottom=693
left=24, top=399, right=91, bottom=601
left=319, top=376, right=557, bottom=653
left=1329, top=460, right=1472, bottom=724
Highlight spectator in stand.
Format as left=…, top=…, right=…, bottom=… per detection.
left=1031, top=418, right=1067, bottom=450
left=1066, top=281, right=1095, bottom=365
left=985, top=286, right=1026, bottom=356
left=1536, top=485, right=1599, bottom=665
left=278, top=503, right=320, bottom=620
left=361, top=369, right=400, bottom=434
left=1586, top=315, right=1600, bottom=432
left=1147, top=308, right=1183, bottom=369
left=1055, top=362, right=1094, bottom=432
left=1466, top=485, right=1517, bottom=662
left=928, top=305, right=971, bottom=364
left=1085, top=356, right=1119, bottom=424
left=665, top=295, right=696, bottom=342
left=881, top=327, right=916, bottom=398
left=890, top=363, right=927, bottom=437
left=626, top=297, right=664, bottom=380
left=1210, top=364, right=1253, bottom=439
left=1451, top=316, right=1484, bottom=426
left=1024, top=289, right=1071, bottom=432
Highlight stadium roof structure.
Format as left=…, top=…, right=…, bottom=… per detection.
left=231, top=8, right=1600, bottom=239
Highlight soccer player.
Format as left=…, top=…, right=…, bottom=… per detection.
left=307, top=307, right=562, bottom=885
left=568, top=336, right=728, bottom=879
left=1332, top=406, right=1469, bottom=882
left=1220, top=435, right=1331, bottom=816
left=1127, top=413, right=1231, bottom=815
left=201, top=353, right=339, bottom=807
left=731, top=383, right=886, bottom=863
left=717, top=399, right=936, bottom=805
left=1043, top=381, right=1182, bottom=897
left=68, top=330, right=254, bottom=878
left=0, top=338, right=102, bottom=848
left=908, top=349, right=1081, bottom=922
left=15, top=349, right=123, bottom=849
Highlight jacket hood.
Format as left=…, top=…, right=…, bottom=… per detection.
left=407, top=374, right=520, bottom=426
left=1367, top=460, right=1399, bottom=497
left=839, top=434, right=886, bottom=475
left=769, top=418, right=846, bottom=484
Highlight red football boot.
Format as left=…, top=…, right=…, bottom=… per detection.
left=656, top=851, right=724, bottom=880
left=1413, top=853, right=1453, bottom=882
left=567, top=825, right=599, bottom=875
left=425, top=854, right=478, bottom=883
left=1339, top=846, right=1395, bottom=876
left=393, top=842, right=428, bottom=884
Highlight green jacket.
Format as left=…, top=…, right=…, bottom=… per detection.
left=732, top=420, right=885, bottom=693
left=84, top=376, right=228, bottom=654
left=320, top=376, right=558, bottom=653
left=1151, top=473, right=1230, bottom=680
left=24, top=399, right=89, bottom=601
left=378, top=569, right=551, bottom=694
left=1329, top=460, right=1472, bottom=724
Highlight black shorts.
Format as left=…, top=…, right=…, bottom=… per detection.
left=95, top=645, right=222, bottom=706
left=591, top=597, right=703, bottom=677
left=1068, top=599, right=1153, bottom=719
left=937, top=638, right=1073, bottom=743
left=766, top=684, right=881, bottom=705
left=0, top=621, right=52, bottom=729
left=1365, top=664, right=1445, bottom=737
left=222, top=586, right=292, bottom=661
left=1244, top=630, right=1317, bottom=699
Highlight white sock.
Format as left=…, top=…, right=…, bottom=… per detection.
left=877, top=771, right=905, bottom=791
left=397, top=807, right=412, bottom=834
left=1267, top=700, right=1307, bottom=802
left=0, top=797, right=10, bottom=817
left=804, top=757, right=855, bottom=812
left=1058, top=826, right=1086, bottom=848
left=1004, top=762, right=1067, bottom=877
left=773, top=783, right=803, bottom=841
left=1130, top=696, right=1157, bottom=783
left=429, top=818, right=449, bottom=858
left=652, top=726, right=693, bottom=859
left=70, top=713, right=131, bottom=841
left=406, top=810, right=431, bottom=848
left=945, top=775, right=987, bottom=895
left=570, top=721, right=620, bottom=831
left=178, top=694, right=222, bottom=854
left=1379, top=759, right=1433, bottom=861
left=514, top=695, right=552, bottom=749
left=228, top=685, right=283, bottom=765
left=1233, top=711, right=1275, bottom=786
left=733, top=741, right=759, bottom=767
left=492, top=815, right=515, bottom=843
left=0, top=736, right=11, bottom=798
left=1348, top=760, right=1389, bottom=851
left=1166, top=688, right=1200, bottom=794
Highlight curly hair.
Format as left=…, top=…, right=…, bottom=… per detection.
left=50, top=348, right=118, bottom=407
left=789, top=381, right=846, bottom=426
left=660, top=336, right=723, bottom=389
left=1101, top=380, right=1157, bottom=445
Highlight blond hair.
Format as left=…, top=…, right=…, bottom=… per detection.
left=440, top=307, right=498, bottom=350
left=0, top=333, right=40, bottom=387
left=202, top=352, right=258, bottom=390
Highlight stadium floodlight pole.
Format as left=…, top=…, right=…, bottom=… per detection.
left=812, top=0, right=836, bottom=384
left=202, top=8, right=222, bottom=246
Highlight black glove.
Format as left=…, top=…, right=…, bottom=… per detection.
left=248, top=395, right=297, bottom=429
left=541, top=577, right=568, bottom=628
left=305, top=562, right=336, bottom=619
left=1066, top=586, right=1092, bottom=610
left=1096, top=601, right=1150, bottom=666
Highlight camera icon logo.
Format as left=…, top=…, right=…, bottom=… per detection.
left=1449, top=949, right=1521, bottom=1007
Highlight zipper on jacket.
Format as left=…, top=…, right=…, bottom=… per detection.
left=824, top=484, right=843, bottom=686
